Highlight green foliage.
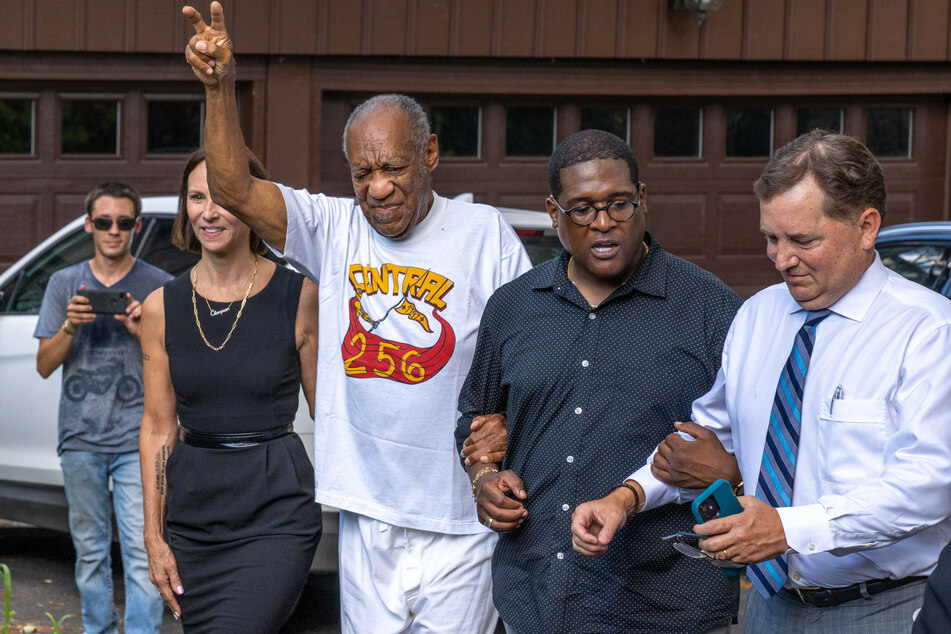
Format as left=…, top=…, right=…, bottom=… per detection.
left=45, top=612, right=73, bottom=634
left=1, top=563, right=15, bottom=634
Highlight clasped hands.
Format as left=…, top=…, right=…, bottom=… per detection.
left=463, top=414, right=528, bottom=532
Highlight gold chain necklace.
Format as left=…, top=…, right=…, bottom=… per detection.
left=203, top=261, right=257, bottom=317
left=191, top=256, right=259, bottom=351
left=568, top=241, right=649, bottom=308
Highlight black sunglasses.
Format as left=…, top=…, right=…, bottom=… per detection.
left=91, top=217, right=137, bottom=231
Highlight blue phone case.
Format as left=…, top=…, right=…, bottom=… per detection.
left=691, top=478, right=743, bottom=524
left=690, top=479, right=744, bottom=577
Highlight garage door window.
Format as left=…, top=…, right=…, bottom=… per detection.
left=506, top=107, right=555, bottom=157
left=61, top=99, right=120, bottom=155
left=431, top=106, right=480, bottom=157
left=581, top=107, right=628, bottom=142
left=0, top=98, right=35, bottom=155
left=866, top=108, right=912, bottom=158
left=654, top=108, right=702, bottom=157
left=147, top=99, right=203, bottom=155
left=797, top=108, right=843, bottom=136
left=726, top=108, right=772, bottom=157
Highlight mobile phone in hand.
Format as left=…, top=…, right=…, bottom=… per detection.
left=78, top=289, right=128, bottom=314
left=690, top=479, right=745, bottom=576
left=691, top=478, right=743, bottom=523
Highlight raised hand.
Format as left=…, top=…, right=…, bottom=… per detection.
left=182, top=1, right=234, bottom=86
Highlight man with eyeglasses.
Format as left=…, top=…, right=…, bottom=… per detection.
left=455, top=130, right=742, bottom=633
left=35, top=181, right=169, bottom=634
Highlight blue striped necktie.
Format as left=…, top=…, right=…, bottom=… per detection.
left=747, top=309, right=832, bottom=599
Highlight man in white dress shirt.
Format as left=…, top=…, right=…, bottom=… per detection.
left=571, top=130, right=951, bottom=632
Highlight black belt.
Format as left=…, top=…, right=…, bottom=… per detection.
left=783, top=576, right=926, bottom=608
left=179, top=424, right=294, bottom=449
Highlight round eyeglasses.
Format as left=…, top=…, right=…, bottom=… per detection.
left=548, top=195, right=641, bottom=227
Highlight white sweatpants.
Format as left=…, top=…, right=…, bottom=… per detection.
left=338, top=510, right=498, bottom=634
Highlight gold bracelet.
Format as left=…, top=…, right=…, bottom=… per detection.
left=470, top=466, right=499, bottom=502
left=61, top=320, right=76, bottom=336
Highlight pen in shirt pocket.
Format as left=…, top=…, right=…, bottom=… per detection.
left=831, top=385, right=843, bottom=415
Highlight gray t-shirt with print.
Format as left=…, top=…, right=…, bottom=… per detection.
left=34, top=259, right=171, bottom=454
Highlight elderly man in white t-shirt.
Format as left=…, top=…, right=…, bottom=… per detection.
left=182, top=4, right=531, bottom=632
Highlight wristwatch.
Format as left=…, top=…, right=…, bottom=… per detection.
left=61, top=320, right=76, bottom=336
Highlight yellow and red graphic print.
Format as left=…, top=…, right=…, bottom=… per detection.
left=341, top=263, right=455, bottom=384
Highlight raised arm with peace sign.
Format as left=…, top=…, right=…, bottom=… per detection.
left=182, top=2, right=234, bottom=86
left=177, top=2, right=288, bottom=249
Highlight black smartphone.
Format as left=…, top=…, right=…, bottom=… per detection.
left=78, top=289, right=127, bottom=314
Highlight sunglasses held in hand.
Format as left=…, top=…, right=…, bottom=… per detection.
left=661, top=532, right=745, bottom=569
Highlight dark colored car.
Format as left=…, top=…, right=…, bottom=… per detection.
left=876, top=222, right=951, bottom=298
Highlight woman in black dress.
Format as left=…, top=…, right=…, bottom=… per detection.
left=139, top=149, right=320, bottom=632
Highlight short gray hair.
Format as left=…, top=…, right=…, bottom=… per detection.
left=342, top=94, right=431, bottom=161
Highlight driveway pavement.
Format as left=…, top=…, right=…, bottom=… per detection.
left=0, top=520, right=339, bottom=633
left=1, top=520, right=748, bottom=632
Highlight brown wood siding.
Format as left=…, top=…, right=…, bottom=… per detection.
left=6, top=0, right=951, bottom=61
left=827, top=0, right=868, bottom=60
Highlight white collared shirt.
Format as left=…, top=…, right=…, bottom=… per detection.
left=633, top=254, right=951, bottom=587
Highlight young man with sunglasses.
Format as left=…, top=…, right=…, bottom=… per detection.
left=455, top=130, right=742, bottom=633
left=35, top=182, right=169, bottom=634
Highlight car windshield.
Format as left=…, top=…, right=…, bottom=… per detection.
left=1, top=229, right=95, bottom=314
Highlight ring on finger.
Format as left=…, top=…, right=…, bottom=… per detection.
left=721, top=549, right=728, bottom=559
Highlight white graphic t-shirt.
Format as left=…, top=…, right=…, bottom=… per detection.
left=275, top=187, right=532, bottom=534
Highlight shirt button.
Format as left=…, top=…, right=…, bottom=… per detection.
left=808, top=543, right=816, bottom=551
left=793, top=573, right=801, bottom=581
left=574, top=407, right=582, bottom=415
left=566, top=455, right=574, bottom=463
left=562, top=503, right=570, bottom=511
left=556, top=552, right=565, bottom=560
left=588, top=313, right=596, bottom=320
left=581, top=360, right=589, bottom=367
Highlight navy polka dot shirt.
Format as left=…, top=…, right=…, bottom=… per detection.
left=456, top=234, right=742, bottom=633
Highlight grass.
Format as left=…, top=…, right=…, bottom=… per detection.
left=1, top=563, right=14, bottom=634
left=45, top=612, right=72, bottom=634
left=1, top=563, right=74, bottom=634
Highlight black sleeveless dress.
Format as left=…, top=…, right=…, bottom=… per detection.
left=163, top=265, right=321, bottom=633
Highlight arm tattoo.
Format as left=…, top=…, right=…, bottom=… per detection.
left=142, top=352, right=151, bottom=361
left=154, top=445, right=169, bottom=496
